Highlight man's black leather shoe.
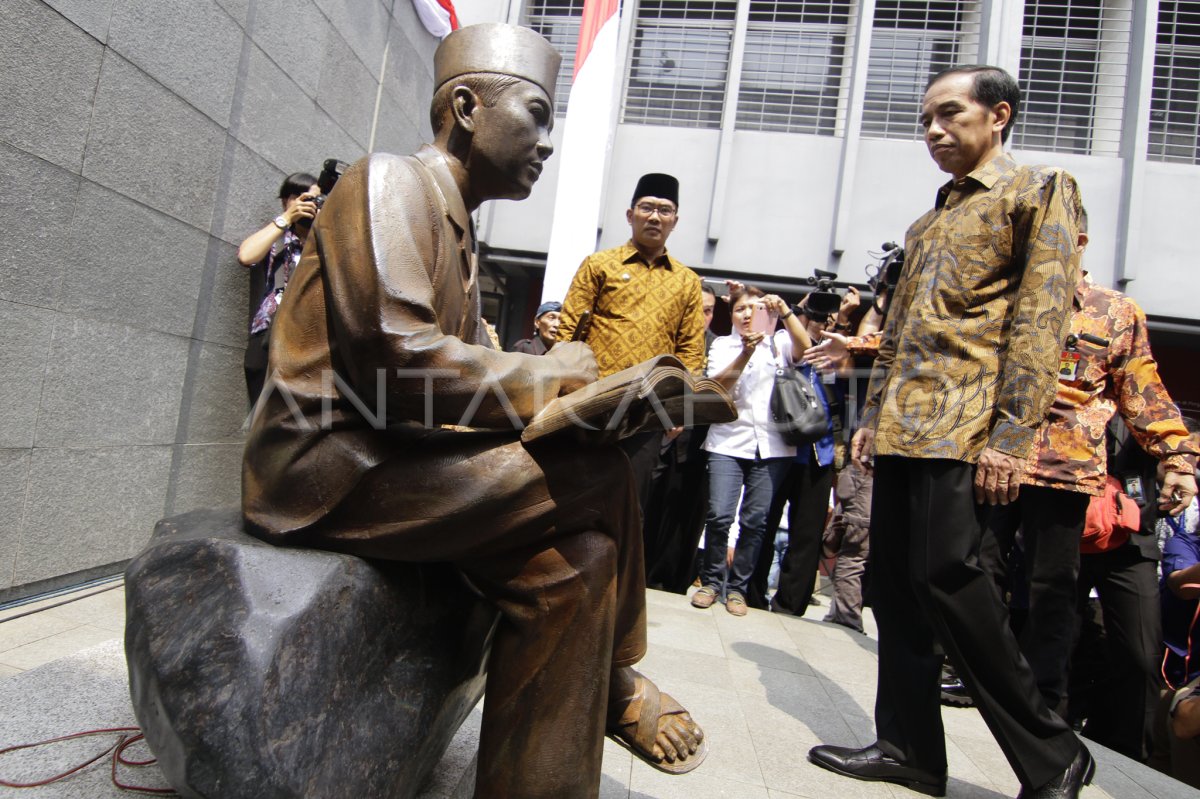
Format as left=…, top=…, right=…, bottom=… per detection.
left=940, top=674, right=974, bottom=708
left=808, top=743, right=947, bottom=796
left=1017, top=745, right=1095, bottom=798
left=940, top=662, right=974, bottom=708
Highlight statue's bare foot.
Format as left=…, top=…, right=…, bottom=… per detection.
left=607, top=666, right=707, bottom=774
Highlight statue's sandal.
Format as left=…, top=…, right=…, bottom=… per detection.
left=607, top=676, right=708, bottom=774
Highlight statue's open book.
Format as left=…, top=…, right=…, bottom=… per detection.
left=521, top=355, right=737, bottom=442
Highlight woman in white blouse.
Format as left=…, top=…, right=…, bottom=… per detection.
left=691, top=286, right=814, bottom=616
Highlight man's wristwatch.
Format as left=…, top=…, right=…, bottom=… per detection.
left=273, top=215, right=289, bottom=230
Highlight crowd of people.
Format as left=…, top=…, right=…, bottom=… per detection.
left=238, top=23, right=1198, bottom=797
left=502, top=66, right=1200, bottom=796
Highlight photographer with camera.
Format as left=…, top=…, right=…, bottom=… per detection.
left=789, top=248, right=899, bottom=632
left=802, top=243, right=902, bottom=372
left=238, top=161, right=348, bottom=405
left=237, top=172, right=320, bottom=405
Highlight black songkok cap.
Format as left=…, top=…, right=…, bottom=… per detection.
left=631, top=173, right=679, bottom=208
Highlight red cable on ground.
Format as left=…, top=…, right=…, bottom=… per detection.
left=112, top=734, right=176, bottom=794
left=0, top=726, right=175, bottom=794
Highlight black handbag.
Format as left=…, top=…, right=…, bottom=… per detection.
left=767, top=338, right=829, bottom=446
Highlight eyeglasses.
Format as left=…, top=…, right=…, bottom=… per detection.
left=635, top=203, right=677, bottom=219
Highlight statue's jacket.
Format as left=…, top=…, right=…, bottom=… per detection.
left=242, top=146, right=565, bottom=537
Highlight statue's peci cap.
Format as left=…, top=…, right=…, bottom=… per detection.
left=434, top=23, right=562, bottom=101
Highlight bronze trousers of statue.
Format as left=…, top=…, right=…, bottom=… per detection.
left=291, top=429, right=648, bottom=798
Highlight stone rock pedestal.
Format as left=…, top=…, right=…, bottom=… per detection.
left=124, top=508, right=496, bottom=799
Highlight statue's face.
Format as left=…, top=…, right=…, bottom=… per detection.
left=467, top=80, right=554, bottom=201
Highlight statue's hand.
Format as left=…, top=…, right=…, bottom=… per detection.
left=547, top=341, right=598, bottom=395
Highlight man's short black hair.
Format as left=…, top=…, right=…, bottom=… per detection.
left=926, top=65, right=1021, bottom=143
left=279, top=172, right=318, bottom=200
left=700, top=283, right=716, bottom=298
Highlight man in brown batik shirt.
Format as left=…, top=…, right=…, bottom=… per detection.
left=809, top=66, right=1093, bottom=799
left=981, top=211, right=1197, bottom=762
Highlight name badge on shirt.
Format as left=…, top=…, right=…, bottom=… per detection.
left=1125, top=475, right=1145, bottom=504
left=1058, top=350, right=1080, bottom=382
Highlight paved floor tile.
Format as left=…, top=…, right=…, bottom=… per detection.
left=637, top=641, right=736, bottom=692
left=629, top=768, right=771, bottom=799
left=0, top=624, right=120, bottom=671
left=647, top=605, right=727, bottom=658
left=39, top=585, right=126, bottom=631
left=0, top=612, right=80, bottom=655
left=727, top=659, right=828, bottom=705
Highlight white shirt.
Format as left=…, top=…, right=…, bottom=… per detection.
left=703, top=329, right=797, bottom=460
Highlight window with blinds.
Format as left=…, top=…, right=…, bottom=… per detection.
left=735, top=1, right=853, bottom=135
left=523, top=0, right=586, bottom=114
left=1148, top=0, right=1200, bottom=164
left=1010, top=0, right=1130, bottom=156
left=621, top=0, right=737, bottom=128
left=861, top=0, right=982, bottom=141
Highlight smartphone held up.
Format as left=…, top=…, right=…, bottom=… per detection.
left=749, top=303, right=773, bottom=336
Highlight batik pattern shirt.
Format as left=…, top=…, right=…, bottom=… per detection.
left=1024, top=275, right=1197, bottom=495
left=557, top=241, right=706, bottom=377
left=860, top=154, right=1083, bottom=462
left=846, top=331, right=882, bottom=356
left=250, top=230, right=305, bottom=334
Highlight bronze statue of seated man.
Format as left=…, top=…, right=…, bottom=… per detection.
left=242, top=22, right=705, bottom=797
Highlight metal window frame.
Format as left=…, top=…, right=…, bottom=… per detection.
left=620, top=0, right=738, bottom=129
left=522, top=0, right=587, bottom=115
left=734, top=1, right=855, bottom=135
left=1147, top=0, right=1200, bottom=164
left=861, top=1, right=984, bottom=141
left=1011, top=0, right=1132, bottom=156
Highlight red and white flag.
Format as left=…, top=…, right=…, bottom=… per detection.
left=412, top=0, right=459, bottom=38
left=541, top=0, right=623, bottom=303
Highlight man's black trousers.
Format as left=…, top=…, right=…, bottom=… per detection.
left=1076, top=544, right=1162, bottom=761
left=980, top=485, right=1091, bottom=714
left=869, top=456, right=1079, bottom=789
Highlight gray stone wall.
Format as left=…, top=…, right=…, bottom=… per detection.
left=0, top=0, right=438, bottom=600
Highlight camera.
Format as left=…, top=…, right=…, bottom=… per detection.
left=317, top=157, right=348, bottom=195
left=312, top=157, right=349, bottom=208
left=295, top=158, right=348, bottom=227
left=867, top=242, right=904, bottom=295
left=803, top=269, right=842, bottom=317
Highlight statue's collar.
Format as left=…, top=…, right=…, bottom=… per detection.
left=413, top=145, right=472, bottom=239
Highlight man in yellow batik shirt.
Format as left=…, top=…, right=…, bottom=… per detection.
left=558, top=173, right=707, bottom=521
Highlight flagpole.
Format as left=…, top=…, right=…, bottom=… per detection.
left=540, top=0, right=623, bottom=304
